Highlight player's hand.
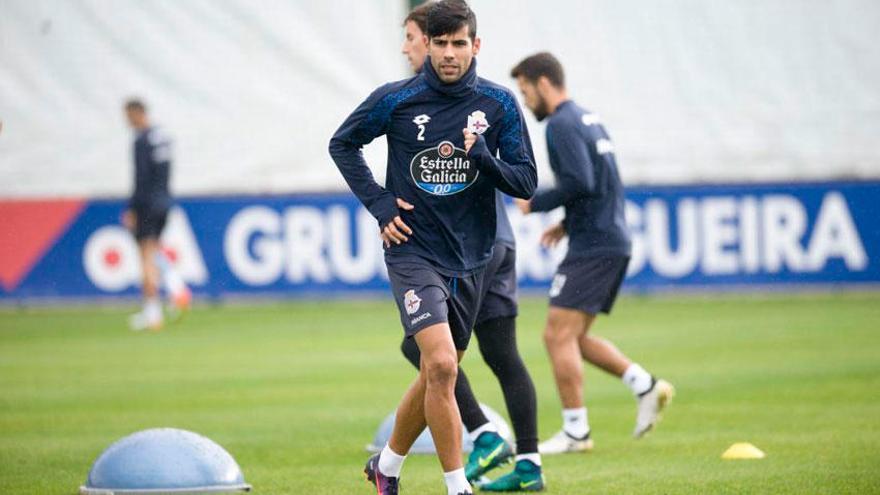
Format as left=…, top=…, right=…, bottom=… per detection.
left=463, top=128, right=477, bottom=153
left=540, top=221, right=567, bottom=248
left=379, top=198, right=415, bottom=247
left=515, top=198, right=531, bottom=214
left=122, top=209, right=136, bottom=231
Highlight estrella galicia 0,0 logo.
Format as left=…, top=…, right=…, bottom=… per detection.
left=409, top=140, right=480, bottom=196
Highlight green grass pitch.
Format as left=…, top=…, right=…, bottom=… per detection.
left=1, top=293, right=879, bottom=494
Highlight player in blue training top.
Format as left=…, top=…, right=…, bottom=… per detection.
left=510, top=53, right=675, bottom=454
left=329, top=2, right=536, bottom=493
left=122, top=99, right=191, bottom=332
left=397, top=3, right=543, bottom=492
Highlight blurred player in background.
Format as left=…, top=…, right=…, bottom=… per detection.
left=123, top=99, right=190, bottom=331
left=399, top=2, right=544, bottom=491
left=510, top=53, right=675, bottom=453
left=329, top=1, right=536, bottom=493
left=401, top=2, right=430, bottom=74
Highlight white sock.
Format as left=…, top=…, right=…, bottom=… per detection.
left=155, top=252, right=186, bottom=296
left=468, top=421, right=498, bottom=442
left=516, top=453, right=541, bottom=466
left=443, top=468, right=471, bottom=495
left=562, top=407, right=589, bottom=439
left=378, top=444, right=406, bottom=478
left=623, top=363, right=654, bottom=396
left=143, top=297, right=162, bottom=322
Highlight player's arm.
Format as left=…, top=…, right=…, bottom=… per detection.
left=540, top=220, right=567, bottom=248
left=122, top=209, right=136, bottom=232
left=126, top=141, right=151, bottom=230
left=328, top=86, right=412, bottom=245
left=464, top=97, right=537, bottom=200
left=124, top=169, right=142, bottom=231
left=529, top=120, right=596, bottom=213
left=328, top=86, right=402, bottom=227
left=149, top=128, right=173, bottom=195
left=129, top=149, right=147, bottom=210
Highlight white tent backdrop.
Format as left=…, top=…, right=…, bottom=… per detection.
left=0, top=0, right=405, bottom=197
left=470, top=0, right=880, bottom=186
left=1, top=0, right=878, bottom=198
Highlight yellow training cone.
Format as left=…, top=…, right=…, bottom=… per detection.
left=722, top=442, right=765, bottom=460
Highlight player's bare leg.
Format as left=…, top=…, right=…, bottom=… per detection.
left=581, top=327, right=676, bottom=437
left=366, top=367, right=425, bottom=493
left=130, top=238, right=163, bottom=331
left=540, top=306, right=595, bottom=454
left=417, top=323, right=463, bottom=471
left=388, top=372, right=428, bottom=455
left=578, top=329, right=674, bottom=437
left=155, top=249, right=191, bottom=319
left=389, top=347, right=469, bottom=455
left=140, top=239, right=161, bottom=300
left=578, top=335, right=630, bottom=376
left=379, top=323, right=469, bottom=493
left=544, top=306, right=593, bottom=409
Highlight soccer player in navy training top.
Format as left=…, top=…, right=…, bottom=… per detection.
left=123, top=99, right=191, bottom=331
left=510, top=53, right=675, bottom=453
left=329, top=2, right=537, bottom=493
left=397, top=3, right=544, bottom=491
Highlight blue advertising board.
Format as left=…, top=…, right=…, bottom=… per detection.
left=0, top=181, right=877, bottom=303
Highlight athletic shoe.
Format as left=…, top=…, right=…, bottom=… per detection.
left=173, top=286, right=192, bottom=310
left=465, top=432, right=514, bottom=482
left=537, top=430, right=593, bottom=455
left=364, top=453, right=399, bottom=495
left=633, top=378, right=675, bottom=438
left=128, top=311, right=162, bottom=332
left=479, top=459, right=545, bottom=492
left=166, top=287, right=192, bottom=322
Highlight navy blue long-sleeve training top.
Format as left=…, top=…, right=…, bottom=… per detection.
left=530, top=100, right=631, bottom=258
left=329, top=58, right=537, bottom=275
left=130, top=127, right=172, bottom=213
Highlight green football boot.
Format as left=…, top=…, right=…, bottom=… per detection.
left=479, top=459, right=545, bottom=492
left=465, top=431, right=514, bottom=482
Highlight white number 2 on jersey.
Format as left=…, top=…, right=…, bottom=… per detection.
left=412, top=114, right=431, bottom=142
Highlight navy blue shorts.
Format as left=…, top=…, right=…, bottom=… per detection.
left=387, top=261, right=484, bottom=350
left=475, top=243, right=518, bottom=325
left=549, top=255, right=629, bottom=315
left=134, top=207, right=168, bottom=241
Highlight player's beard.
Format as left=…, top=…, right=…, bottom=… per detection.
left=533, top=94, right=551, bottom=121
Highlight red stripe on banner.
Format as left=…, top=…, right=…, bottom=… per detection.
left=0, top=199, right=87, bottom=291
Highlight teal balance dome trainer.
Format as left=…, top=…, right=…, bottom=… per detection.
left=80, top=428, right=251, bottom=494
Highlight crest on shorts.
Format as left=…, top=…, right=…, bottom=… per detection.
left=466, top=110, right=490, bottom=135
left=404, top=289, right=422, bottom=315
left=549, top=274, right=567, bottom=298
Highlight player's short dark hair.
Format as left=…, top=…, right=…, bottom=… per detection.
left=124, top=98, right=147, bottom=113
left=426, top=0, right=477, bottom=41
left=510, top=52, right=566, bottom=89
left=404, top=1, right=433, bottom=33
